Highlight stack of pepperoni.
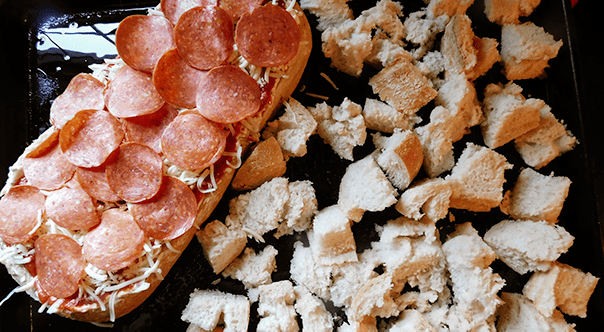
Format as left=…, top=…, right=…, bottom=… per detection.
left=0, top=0, right=303, bottom=321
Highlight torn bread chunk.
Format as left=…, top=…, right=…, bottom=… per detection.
left=309, top=98, right=367, bottom=161
left=446, top=143, right=513, bottom=212
left=415, top=51, right=446, bottom=82
left=275, top=180, right=318, bottom=238
left=514, top=105, right=578, bottom=169
left=389, top=309, right=437, bottom=332
left=484, top=220, right=574, bottom=274
left=500, top=168, right=571, bottom=224
left=469, top=36, right=501, bottom=80
left=221, top=246, right=278, bottom=289
left=350, top=272, right=400, bottom=322
left=427, top=0, right=475, bottom=18
left=362, top=98, right=421, bottom=134
left=366, top=38, right=414, bottom=69
left=337, top=155, right=398, bottom=222
left=395, top=178, right=451, bottom=222
left=404, top=10, right=448, bottom=60
left=372, top=130, right=424, bottom=191
left=497, top=292, right=577, bottom=332
left=308, top=205, right=357, bottom=266
left=501, top=22, right=563, bottom=80
left=299, top=0, right=353, bottom=32
left=484, top=0, right=542, bottom=25
left=294, top=285, right=334, bottom=332
left=263, top=98, right=318, bottom=160
left=481, top=82, right=543, bottom=149
left=369, top=59, right=438, bottom=115
left=230, top=136, right=286, bottom=191
left=327, top=250, right=380, bottom=310
left=290, top=241, right=334, bottom=301
left=414, top=106, right=456, bottom=178
left=197, top=220, right=247, bottom=274
left=256, top=280, right=299, bottom=332
left=321, top=18, right=373, bottom=77
left=181, top=289, right=250, bottom=332
left=523, top=262, right=599, bottom=318
left=440, top=15, right=477, bottom=77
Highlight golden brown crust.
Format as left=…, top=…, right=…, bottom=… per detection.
left=8, top=2, right=312, bottom=323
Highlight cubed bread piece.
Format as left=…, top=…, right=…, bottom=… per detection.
left=231, top=137, right=286, bottom=191
left=497, top=292, right=576, bottom=332
left=290, top=241, right=334, bottom=301
left=309, top=205, right=358, bottom=266
left=294, top=285, right=334, bottom=332
left=389, top=309, right=437, bottom=332
left=440, top=15, right=478, bottom=76
left=181, top=289, right=250, bottom=332
left=337, top=155, right=398, bottom=222
left=228, top=177, right=289, bottom=240
left=395, top=178, right=451, bottom=222
left=197, top=220, right=247, bottom=274
left=404, top=10, right=448, bottom=60
left=468, top=36, right=501, bottom=80
left=221, top=246, right=278, bottom=289
left=501, top=22, right=563, bottom=80
left=372, top=130, right=424, bottom=190
left=500, top=168, right=571, bottom=223
left=350, top=273, right=400, bottom=321
left=299, top=0, right=353, bottom=32
left=328, top=252, right=380, bottom=309
left=362, top=98, right=421, bottom=134
left=442, top=225, right=497, bottom=270
left=446, top=143, right=513, bottom=212
left=427, top=0, right=475, bottom=18
left=434, top=73, right=483, bottom=142
left=514, top=105, right=578, bottom=169
left=275, top=180, right=318, bottom=238
left=321, top=18, right=373, bottom=77
left=484, top=0, right=542, bottom=25
left=484, top=220, right=574, bottom=274
left=309, top=98, right=367, bottom=161
left=481, top=83, right=543, bottom=149
left=415, top=51, right=446, bottom=81
left=524, top=262, right=599, bottom=318
left=263, top=98, right=318, bottom=160
left=361, top=0, right=406, bottom=42
left=256, top=281, right=299, bottom=332
left=414, top=106, right=456, bottom=178
left=369, top=59, right=438, bottom=115
left=367, top=38, right=414, bottom=69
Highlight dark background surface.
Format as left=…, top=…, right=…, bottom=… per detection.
left=1, top=0, right=603, bottom=331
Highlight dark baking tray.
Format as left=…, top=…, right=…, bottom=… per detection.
left=1, top=0, right=602, bottom=330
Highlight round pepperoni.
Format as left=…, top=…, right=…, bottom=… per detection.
left=0, top=185, right=45, bottom=245
left=153, top=49, right=208, bottom=109
left=122, top=103, right=179, bottom=154
left=35, top=234, right=86, bottom=299
left=104, top=64, right=165, bottom=118
left=82, top=209, right=145, bottom=271
left=115, top=15, right=176, bottom=73
left=59, top=109, right=124, bottom=168
left=196, top=65, right=261, bottom=124
left=161, top=0, right=218, bottom=25
left=235, top=4, right=300, bottom=67
left=106, top=143, right=164, bottom=203
left=161, top=112, right=228, bottom=170
left=75, top=166, right=121, bottom=203
left=23, top=137, right=76, bottom=191
left=219, top=0, right=262, bottom=23
left=131, top=176, right=196, bottom=240
left=50, top=73, right=105, bottom=129
left=45, top=184, right=100, bottom=231
left=175, top=6, right=234, bottom=71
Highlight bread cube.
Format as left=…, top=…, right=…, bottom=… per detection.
left=256, top=281, right=299, bottom=332
left=362, top=98, right=421, bottom=134
left=181, top=289, right=250, bottom=332
left=230, top=137, right=286, bottom=191
left=427, top=0, right=475, bottom=18
left=372, top=130, right=424, bottom=190
left=395, top=178, right=451, bottom=222
left=485, top=0, right=542, bottom=25
left=497, top=292, right=576, bottom=331
left=309, top=205, right=357, bottom=266
left=414, top=106, right=456, bottom=178
left=389, top=309, right=437, bottom=332
left=221, top=246, right=278, bottom=289
left=294, top=285, right=334, bottom=332
left=196, top=220, right=247, bottom=274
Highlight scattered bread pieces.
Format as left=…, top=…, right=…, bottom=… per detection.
left=197, top=220, right=247, bottom=274
left=497, top=292, right=577, bottom=332
left=485, top=0, right=542, bottom=25
left=484, top=219, right=574, bottom=274
left=372, top=129, right=424, bottom=190
left=362, top=98, right=421, bottom=134
left=230, top=137, right=286, bottom=191
left=309, top=205, right=357, bottom=266
left=181, top=289, right=250, bottom=332
left=500, top=21, right=563, bottom=80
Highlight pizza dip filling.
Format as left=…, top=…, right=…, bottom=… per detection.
left=0, top=0, right=301, bottom=321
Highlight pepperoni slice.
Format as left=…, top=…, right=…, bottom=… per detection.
left=75, top=165, right=121, bottom=203
left=115, top=15, right=176, bottom=73
left=50, top=73, right=105, bottom=129
left=174, top=6, right=234, bottom=71
left=122, top=103, right=179, bottom=154
left=131, top=176, right=196, bottom=240
left=104, top=65, right=165, bottom=118
left=161, top=112, right=228, bottom=170
left=235, top=4, right=300, bottom=67
left=196, top=65, right=261, bottom=124
left=35, top=234, right=86, bottom=299
left=82, top=209, right=145, bottom=271
left=220, top=0, right=262, bottom=23
left=106, top=143, right=164, bottom=203
left=0, top=185, right=45, bottom=245
left=59, top=109, right=124, bottom=168
left=23, top=136, right=76, bottom=191
left=45, top=184, right=100, bottom=231
left=161, top=0, right=218, bottom=25
left=153, top=49, right=208, bottom=109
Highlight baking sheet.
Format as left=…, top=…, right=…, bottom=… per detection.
left=0, top=0, right=602, bottom=330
